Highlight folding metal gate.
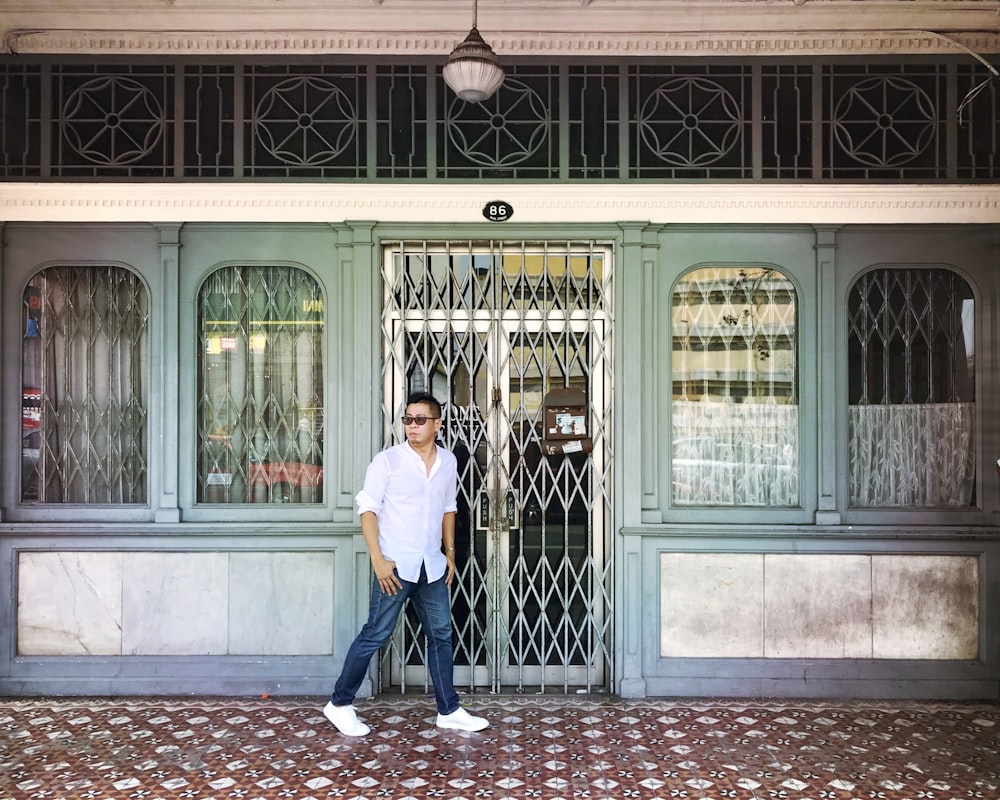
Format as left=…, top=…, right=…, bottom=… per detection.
left=379, top=240, right=614, bottom=693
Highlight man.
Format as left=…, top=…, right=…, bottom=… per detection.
left=323, top=392, right=489, bottom=736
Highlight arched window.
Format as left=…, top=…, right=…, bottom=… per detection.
left=197, top=265, right=325, bottom=504
left=671, top=266, right=798, bottom=506
left=847, top=268, right=976, bottom=507
left=21, top=265, right=149, bottom=503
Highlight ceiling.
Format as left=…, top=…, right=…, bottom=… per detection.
left=2, top=0, right=1000, bottom=57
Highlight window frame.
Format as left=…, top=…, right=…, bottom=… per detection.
left=838, top=261, right=985, bottom=527
left=6, top=259, right=156, bottom=523
left=178, top=258, right=335, bottom=524
left=662, top=259, right=817, bottom=526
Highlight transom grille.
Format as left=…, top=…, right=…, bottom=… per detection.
left=2, top=59, right=996, bottom=181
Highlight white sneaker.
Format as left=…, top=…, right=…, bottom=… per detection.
left=323, top=702, right=371, bottom=736
left=436, top=706, right=489, bottom=732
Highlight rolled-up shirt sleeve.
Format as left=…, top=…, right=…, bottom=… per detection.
left=355, top=452, right=389, bottom=516
left=355, top=489, right=381, bottom=516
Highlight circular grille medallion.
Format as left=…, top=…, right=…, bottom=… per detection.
left=639, top=77, right=741, bottom=167
left=62, top=77, right=165, bottom=166
left=253, top=77, right=358, bottom=165
left=447, top=79, right=549, bottom=167
left=833, top=76, right=936, bottom=167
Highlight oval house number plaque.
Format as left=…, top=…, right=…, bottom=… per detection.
left=483, top=201, right=513, bottom=222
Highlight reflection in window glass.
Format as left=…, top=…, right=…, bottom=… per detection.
left=197, top=266, right=324, bottom=504
left=847, top=268, right=975, bottom=507
left=671, top=266, right=798, bottom=506
left=21, top=266, right=149, bottom=503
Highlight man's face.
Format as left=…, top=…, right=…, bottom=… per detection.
left=403, top=402, right=442, bottom=446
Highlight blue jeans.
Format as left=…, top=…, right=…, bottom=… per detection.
left=330, top=564, right=460, bottom=715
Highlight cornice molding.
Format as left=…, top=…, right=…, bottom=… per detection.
left=6, top=29, right=1000, bottom=56
left=2, top=183, right=999, bottom=225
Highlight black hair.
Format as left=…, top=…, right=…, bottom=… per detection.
left=405, top=391, right=442, bottom=418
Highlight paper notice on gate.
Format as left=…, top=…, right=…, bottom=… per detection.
left=541, top=439, right=592, bottom=456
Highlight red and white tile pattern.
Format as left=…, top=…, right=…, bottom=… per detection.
left=1, top=697, right=997, bottom=799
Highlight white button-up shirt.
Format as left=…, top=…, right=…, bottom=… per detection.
left=355, top=441, right=458, bottom=583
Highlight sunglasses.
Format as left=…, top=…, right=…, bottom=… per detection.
left=401, top=415, right=440, bottom=426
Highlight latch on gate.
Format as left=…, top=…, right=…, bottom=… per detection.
left=541, top=388, right=593, bottom=456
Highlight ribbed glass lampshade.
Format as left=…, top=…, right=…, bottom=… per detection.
left=443, top=26, right=505, bottom=102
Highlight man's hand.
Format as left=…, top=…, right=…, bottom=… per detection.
left=444, top=551, right=456, bottom=586
left=373, top=556, right=401, bottom=595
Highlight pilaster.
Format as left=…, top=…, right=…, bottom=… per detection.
left=0, top=222, right=6, bottom=522
left=153, top=223, right=182, bottom=523
left=814, top=225, right=841, bottom=525
left=617, top=221, right=655, bottom=699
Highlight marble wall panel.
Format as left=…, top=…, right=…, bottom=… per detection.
left=228, top=552, right=335, bottom=655
left=872, top=555, right=979, bottom=659
left=17, top=551, right=124, bottom=656
left=121, top=552, right=229, bottom=655
left=660, top=553, right=764, bottom=657
left=764, top=554, right=872, bottom=658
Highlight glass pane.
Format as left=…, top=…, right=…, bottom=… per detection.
left=847, top=268, right=975, bottom=507
left=21, top=266, right=149, bottom=503
left=197, top=266, right=325, bottom=504
left=671, top=266, right=799, bottom=506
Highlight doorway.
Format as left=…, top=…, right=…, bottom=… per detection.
left=380, top=240, right=614, bottom=693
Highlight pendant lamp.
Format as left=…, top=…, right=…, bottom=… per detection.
left=442, top=0, right=505, bottom=102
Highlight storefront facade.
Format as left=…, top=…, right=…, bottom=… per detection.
left=1, top=0, right=999, bottom=699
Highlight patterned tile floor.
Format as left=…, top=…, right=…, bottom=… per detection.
left=1, top=696, right=997, bottom=799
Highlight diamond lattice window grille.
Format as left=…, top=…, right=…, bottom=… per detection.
left=22, top=266, right=149, bottom=504
left=846, top=267, right=976, bottom=507
left=196, top=265, right=325, bottom=504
